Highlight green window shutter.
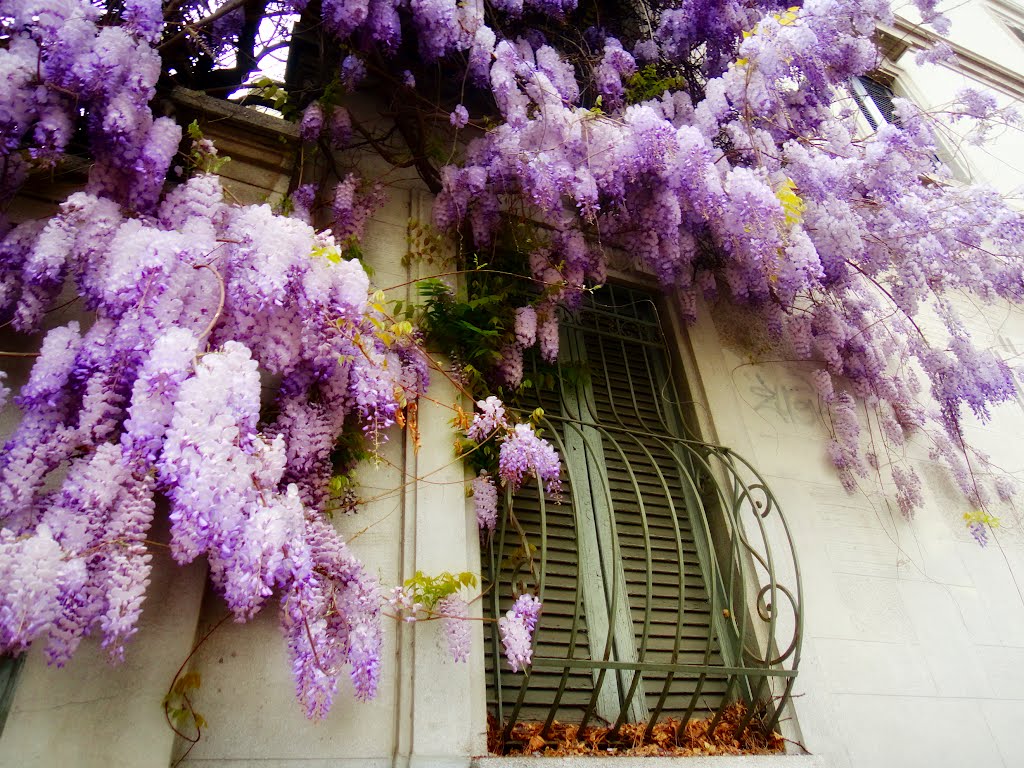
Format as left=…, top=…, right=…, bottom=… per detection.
left=0, top=654, right=25, bottom=738
left=485, top=286, right=741, bottom=733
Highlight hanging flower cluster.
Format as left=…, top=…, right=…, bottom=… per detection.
left=0, top=162, right=424, bottom=715
left=499, top=593, right=542, bottom=672
left=465, top=396, right=561, bottom=527
left=422, top=0, right=1021, bottom=517
left=0, top=2, right=432, bottom=699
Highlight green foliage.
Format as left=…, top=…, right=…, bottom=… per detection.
left=249, top=76, right=297, bottom=119
left=415, top=238, right=568, bottom=396
left=186, top=121, right=230, bottom=174
left=163, top=671, right=206, bottom=732
left=416, top=238, right=594, bottom=484
left=404, top=570, right=478, bottom=609
left=417, top=275, right=510, bottom=398
left=625, top=65, right=688, bottom=105
left=455, top=432, right=500, bottom=475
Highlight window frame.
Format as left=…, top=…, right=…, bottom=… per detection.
left=849, top=68, right=972, bottom=184
left=483, top=280, right=803, bottom=751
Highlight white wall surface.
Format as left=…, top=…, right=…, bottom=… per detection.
left=686, top=292, right=1024, bottom=768
left=894, top=0, right=1024, bottom=195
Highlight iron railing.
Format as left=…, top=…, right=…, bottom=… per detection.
left=484, top=285, right=802, bottom=747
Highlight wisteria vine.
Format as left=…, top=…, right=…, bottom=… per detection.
left=0, top=0, right=1022, bottom=723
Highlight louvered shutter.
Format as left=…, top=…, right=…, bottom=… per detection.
left=486, top=285, right=733, bottom=728
left=852, top=75, right=902, bottom=130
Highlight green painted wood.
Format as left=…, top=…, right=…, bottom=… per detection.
left=486, top=286, right=728, bottom=727
left=0, top=654, right=25, bottom=738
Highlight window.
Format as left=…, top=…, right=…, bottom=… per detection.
left=483, top=285, right=801, bottom=748
left=851, top=74, right=901, bottom=131
left=851, top=73, right=969, bottom=182
left=987, top=0, right=1024, bottom=48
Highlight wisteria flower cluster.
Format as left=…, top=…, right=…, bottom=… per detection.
left=465, top=397, right=561, bottom=533
left=421, top=0, right=1022, bottom=520
left=437, top=595, right=472, bottom=663
left=0, top=127, right=426, bottom=718
left=471, top=472, right=499, bottom=533
left=499, top=593, right=542, bottom=672
left=0, top=161, right=425, bottom=714
left=0, top=0, right=174, bottom=218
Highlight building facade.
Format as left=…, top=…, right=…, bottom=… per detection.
left=3, top=3, right=1024, bottom=767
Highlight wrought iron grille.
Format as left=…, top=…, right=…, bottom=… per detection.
left=484, top=285, right=802, bottom=745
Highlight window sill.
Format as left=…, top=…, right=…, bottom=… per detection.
left=473, top=756, right=828, bottom=767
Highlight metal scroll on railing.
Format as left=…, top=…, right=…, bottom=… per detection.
left=484, top=285, right=802, bottom=747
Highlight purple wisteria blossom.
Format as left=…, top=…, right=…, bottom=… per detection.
left=968, top=521, right=988, bottom=547
left=0, top=158, right=421, bottom=714
left=438, top=595, right=471, bottom=662
left=472, top=471, right=499, bottom=532
left=514, top=306, right=538, bottom=347
left=450, top=104, right=470, bottom=128
left=300, top=102, right=325, bottom=142
left=499, top=423, right=561, bottom=494
left=2, top=0, right=1023, bottom=722
left=499, top=593, right=541, bottom=672
left=467, top=396, right=508, bottom=441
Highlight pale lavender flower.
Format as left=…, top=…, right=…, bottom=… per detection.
left=341, top=55, right=366, bottom=89
left=915, top=42, right=954, bottom=66
left=329, top=107, right=352, bottom=148
left=510, top=593, right=541, bottom=631
left=514, top=306, right=537, bottom=347
left=387, top=585, right=423, bottom=622
left=954, top=87, right=998, bottom=120
left=438, top=595, right=471, bottom=662
left=968, top=521, right=988, bottom=547
left=348, top=621, right=381, bottom=699
left=472, top=471, right=498, bottom=532
left=467, top=396, right=508, bottom=441
left=995, top=475, right=1016, bottom=503
left=499, top=594, right=541, bottom=672
left=537, top=312, right=559, bottom=363
left=891, top=465, right=923, bottom=519
left=498, top=423, right=561, bottom=494
left=450, top=104, right=469, bottom=129
left=120, top=328, right=197, bottom=467
left=498, top=344, right=524, bottom=388
left=300, top=102, right=324, bottom=142
left=0, top=525, right=86, bottom=654
left=498, top=613, right=532, bottom=672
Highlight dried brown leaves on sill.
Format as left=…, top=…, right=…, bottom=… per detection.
left=488, top=703, right=784, bottom=757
